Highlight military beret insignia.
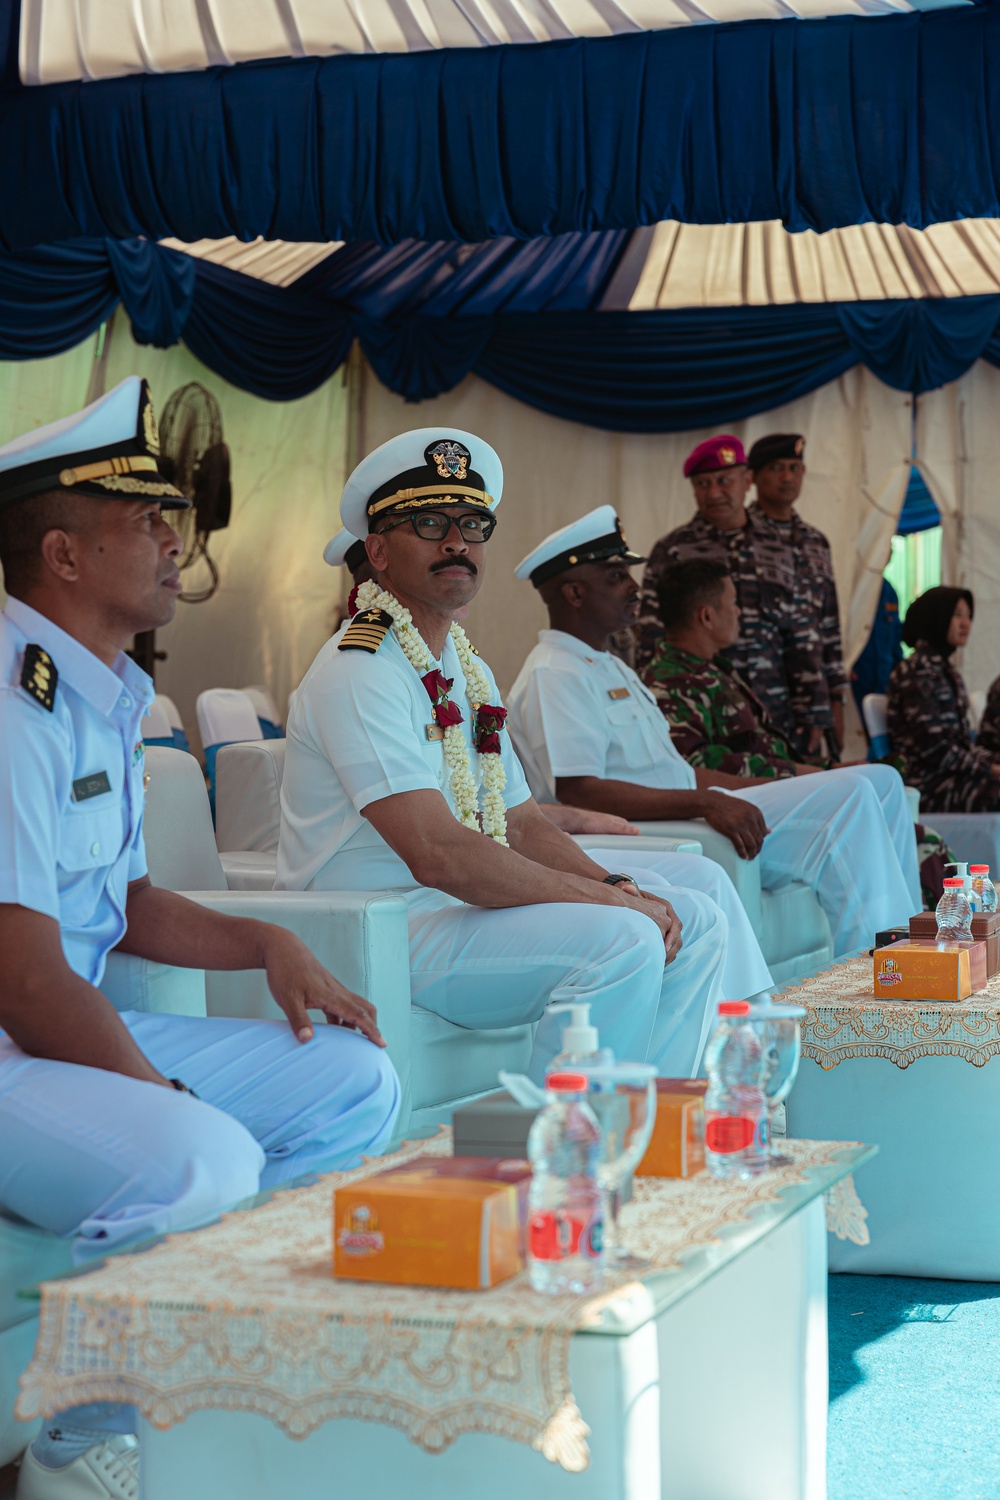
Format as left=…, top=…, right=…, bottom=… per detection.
left=21, top=644, right=58, bottom=711
left=338, top=608, right=394, bottom=654
left=718, top=446, right=737, bottom=467
left=794, top=436, right=804, bottom=457
left=426, top=439, right=470, bottom=482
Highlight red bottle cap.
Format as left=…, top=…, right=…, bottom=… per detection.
left=970, top=865, right=990, bottom=874
left=546, top=1071, right=589, bottom=1092
left=718, top=1000, right=751, bottom=1016
left=942, top=877, right=966, bottom=887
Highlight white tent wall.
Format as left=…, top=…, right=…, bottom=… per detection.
left=356, top=357, right=913, bottom=694
left=917, top=371, right=1000, bottom=699
left=98, top=321, right=348, bottom=749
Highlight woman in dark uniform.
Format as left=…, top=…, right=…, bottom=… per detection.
left=887, top=586, right=1000, bottom=811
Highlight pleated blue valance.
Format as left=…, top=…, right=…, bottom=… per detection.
left=4, top=238, right=1000, bottom=429
left=4, top=7, right=1000, bottom=247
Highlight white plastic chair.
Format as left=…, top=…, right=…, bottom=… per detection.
left=155, top=693, right=190, bottom=753
left=242, top=683, right=283, bottom=738
left=862, top=692, right=891, bottom=760
left=196, top=689, right=263, bottom=812
left=143, top=697, right=174, bottom=746
left=970, top=689, right=986, bottom=733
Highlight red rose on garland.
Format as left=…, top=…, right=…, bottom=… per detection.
left=421, top=669, right=465, bottom=728
left=475, top=704, right=507, bottom=755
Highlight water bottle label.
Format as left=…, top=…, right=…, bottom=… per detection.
left=529, top=1208, right=603, bottom=1262
left=705, top=1113, right=757, bottom=1154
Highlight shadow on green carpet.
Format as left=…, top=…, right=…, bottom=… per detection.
left=828, top=1273, right=1000, bottom=1500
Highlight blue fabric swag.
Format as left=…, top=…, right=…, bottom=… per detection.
left=5, top=238, right=1000, bottom=428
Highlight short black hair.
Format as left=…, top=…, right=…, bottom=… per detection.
left=0, top=489, right=87, bottom=597
left=657, top=559, right=732, bottom=633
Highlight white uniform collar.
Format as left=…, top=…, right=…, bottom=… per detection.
left=539, top=628, right=614, bottom=664
left=4, top=598, right=154, bottom=718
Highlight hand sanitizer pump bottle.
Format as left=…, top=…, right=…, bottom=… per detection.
left=545, top=1003, right=615, bottom=1075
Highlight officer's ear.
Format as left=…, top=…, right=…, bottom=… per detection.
left=365, top=530, right=390, bottom=574
left=38, top=525, right=87, bottom=585
left=559, top=578, right=588, bottom=612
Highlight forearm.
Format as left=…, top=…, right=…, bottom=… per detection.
left=556, top=774, right=717, bottom=821
left=119, top=880, right=271, bottom=971
left=506, top=802, right=613, bottom=882
left=2, top=970, right=166, bottom=1083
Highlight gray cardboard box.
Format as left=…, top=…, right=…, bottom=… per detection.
left=452, top=1090, right=537, bottom=1160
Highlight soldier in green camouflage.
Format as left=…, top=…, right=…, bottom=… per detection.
left=635, top=434, right=833, bottom=759
left=643, top=559, right=955, bottom=908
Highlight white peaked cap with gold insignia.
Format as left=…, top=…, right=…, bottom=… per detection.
left=336, top=428, right=503, bottom=542
left=0, top=375, right=188, bottom=511
left=322, top=527, right=368, bottom=569
left=514, top=504, right=646, bottom=588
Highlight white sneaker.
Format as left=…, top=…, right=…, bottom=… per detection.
left=16, top=1436, right=139, bottom=1500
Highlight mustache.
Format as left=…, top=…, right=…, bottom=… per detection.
left=430, top=557, right=477, bottom=577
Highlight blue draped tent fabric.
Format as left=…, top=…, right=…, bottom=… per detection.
left=4, top=4, right=1000, bottom=247
left=5, top=237, right=1000, bottom=428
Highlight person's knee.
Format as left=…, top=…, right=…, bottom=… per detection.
left=160, top=1099, right=264, bottom=1214
left=290, top=1029, right=402, bottom=1162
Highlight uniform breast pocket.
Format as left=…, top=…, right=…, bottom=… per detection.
left=606, top=698, right=656, bottom=770
left=58, top=809, right=123, bottom=874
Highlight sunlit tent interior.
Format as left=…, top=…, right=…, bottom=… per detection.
left=4, top=0, right=1000, bottom=1496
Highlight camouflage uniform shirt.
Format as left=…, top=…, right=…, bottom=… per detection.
left=975, top=676, right=1000, bottom=759
left=636, top=509, right=831, bottom=743
left=887, top=647, right=1000, bottom=812
left=746, top=501, right=847, bottom=707
left=640, top=640, right=803, bottom=778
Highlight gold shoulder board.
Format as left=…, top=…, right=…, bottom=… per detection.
left=20, top=644, right=58, bottom=712
left=338, top=608, right=394, bottom=655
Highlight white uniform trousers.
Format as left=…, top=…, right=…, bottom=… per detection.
left=406, top=893, right=729, bottom=1083
left=728, top=769, right=916, bottom=957
left=825, top=763, right=922, bottom=911
left=575, top=846, right=773, bottom=1002
left=0, top=1014, right=401, bottom=1262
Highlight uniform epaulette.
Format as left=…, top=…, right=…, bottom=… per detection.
left=338, top=608, right=394, bottom=654
left=20, top=644, right=58, bottom=711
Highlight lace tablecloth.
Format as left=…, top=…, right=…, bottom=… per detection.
left=776, top=955, right=1000, bottom=1070
left=18, top=1133, right=855, bottom=1471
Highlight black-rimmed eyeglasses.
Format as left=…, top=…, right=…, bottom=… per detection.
left=376, top=510, right=497, bottom=543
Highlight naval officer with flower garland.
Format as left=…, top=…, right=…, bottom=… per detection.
left=277, top=430, right=735, bottom=1079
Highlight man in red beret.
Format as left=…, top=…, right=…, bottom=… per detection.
left=635, top=434, right=832, bottom=756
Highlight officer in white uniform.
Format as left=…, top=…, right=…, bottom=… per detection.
left=508, top=506, right=920, bottom=959
left=278, top=430, right=737, bottom=1084
left=0, top=381, right=400, bottom=1500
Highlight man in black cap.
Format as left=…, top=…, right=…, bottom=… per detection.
left=747, top=434, right=847, bottom=757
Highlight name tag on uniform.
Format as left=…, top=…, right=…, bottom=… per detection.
left=425, top=724, right=445, bottom=743
left=72, top=770, right=111, bottom=802
left=608, top=687, right=631, bottom=701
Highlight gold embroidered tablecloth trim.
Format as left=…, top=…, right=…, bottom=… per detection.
left=775, top=956, right=1000, bottom=1070
left=18, top=1134, right=855, bottom=1470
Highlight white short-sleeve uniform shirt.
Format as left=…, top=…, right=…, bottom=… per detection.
left=507, top=629, right=697, bottom=802
left=0, top=599, right=153, bottom=986
left=276, top=623, right=532, bottom=911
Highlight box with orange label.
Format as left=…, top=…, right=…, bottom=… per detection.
left=333, top=1155, right=531, bottom=1290
left=635, top=1078, right=707, bottom=1178
left=873, top=939, right=988, bottom=1002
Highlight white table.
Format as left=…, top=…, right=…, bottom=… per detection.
left=20, top=1137, right=870, bottom=1500
left=781, top=955, right=1000, bottom=1279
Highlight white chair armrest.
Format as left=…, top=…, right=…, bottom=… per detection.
left=572, top=833, right=704, bottom=856
left=101, top=950, right=207, bottom=1017
left=632, top=819, right=764, bottom=929
left=220, top=851, right=277, bottom=890
left=185, top=890, right=414, bottom=1126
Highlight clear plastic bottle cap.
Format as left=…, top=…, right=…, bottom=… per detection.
left=971, top=865, right=990, bottom=874
left=718, top=1000, right=751, bottom=1016
left=546, top=1071, right=589, bottom=1092
left=942, top=877, right=966, bottom=887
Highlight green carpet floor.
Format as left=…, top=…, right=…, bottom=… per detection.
left=828, top=1273, right=1000, bottom=1499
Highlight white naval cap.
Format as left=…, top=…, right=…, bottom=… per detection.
left=0, top=376, right=188, bottom=512
left=514, top=504, right=646, bottom=588
left=322, top=526, right=369, bottom=571
left=337, top=428, right=504, bottom=539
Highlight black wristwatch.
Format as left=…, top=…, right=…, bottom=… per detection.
left=169, top=1077, right=200, bottom=1099
left=603, top=872, right=639, bottom=889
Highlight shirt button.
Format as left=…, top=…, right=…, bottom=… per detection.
left=90, top=842, right=100, bottom=856
left=120, top=695, right=131, bottom=708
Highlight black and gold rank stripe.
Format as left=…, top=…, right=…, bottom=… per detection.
left=338, top=609, right=395, bottom=654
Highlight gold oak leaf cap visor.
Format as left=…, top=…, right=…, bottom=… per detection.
left=514, top=504, right=646, bottom=588
left=335, top=428, right=504, bottom=546
left=0, top=376, right=189, bottom=511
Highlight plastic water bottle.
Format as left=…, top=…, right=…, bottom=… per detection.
left=970, top=865, right=998, bottom=915
left=702, top=1001, right=770, bottom=1180
left=527, top=1071, right=604, bottom=1294
left=936, top=877, right=973, bottom=942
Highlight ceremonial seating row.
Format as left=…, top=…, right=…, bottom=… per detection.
left=215, top=739, right=835, bottom=989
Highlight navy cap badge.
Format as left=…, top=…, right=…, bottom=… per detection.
left=426, top=439, right=470, bottom=481
left=794, top=436, right=805, bottom=457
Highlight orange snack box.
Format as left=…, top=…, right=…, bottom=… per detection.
left=635, top=1078, right=707, bottom=1178
left=333, top=1155, right=530, bottom=1290
left=873, top=938, right=988, bottom=1002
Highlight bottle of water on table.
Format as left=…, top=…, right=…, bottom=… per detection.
left=969, top=865, right=998, bottom=915
left=527, top=1071, right=604, bottom=1294
left=703, top=1000, right=770, bottom=1180
left=936, top=877, right=973, bottom=942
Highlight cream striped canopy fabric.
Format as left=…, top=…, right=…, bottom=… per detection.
left=20, top=0, right=967, bottom=84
